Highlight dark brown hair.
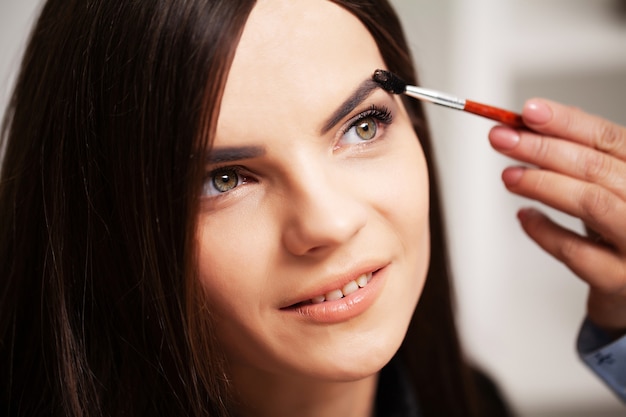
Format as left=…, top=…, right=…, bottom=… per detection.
left=0, top=0, right=504, bottom=416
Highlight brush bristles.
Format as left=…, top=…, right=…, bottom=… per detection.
left=372, top=69, right=406, bottom=94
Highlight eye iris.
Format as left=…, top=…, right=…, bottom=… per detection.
left=355, top=117, right=377, bottom=140
left=212, top=169, right=238, bottom=192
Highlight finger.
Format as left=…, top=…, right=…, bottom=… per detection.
left=517, top=207, right=626, bottom=294
left=503, top=166, right=626, bottom=250
left=521, top=98, right=626, bottom=160
left=490, top=126, right=626, bottom=200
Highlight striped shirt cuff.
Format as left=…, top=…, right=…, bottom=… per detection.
left=578, top=318, right=626, bottom=403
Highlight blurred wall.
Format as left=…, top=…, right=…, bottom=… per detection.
left=0, top=0, right=41, bottom=122
left=1, top=0, right=625, bottom=416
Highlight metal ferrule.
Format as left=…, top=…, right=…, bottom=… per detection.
left=405, top=85, right=466, bottom=110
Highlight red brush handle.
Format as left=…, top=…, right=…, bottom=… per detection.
left=464, top=99, right=525, bottom=128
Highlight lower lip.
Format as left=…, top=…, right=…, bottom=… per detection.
left=281, top=268, right=387, bottom=324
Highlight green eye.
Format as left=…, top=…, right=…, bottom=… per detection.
left=202, top=166, right=253, bottom=199
left=355, top=117, right=377, bottom=141
left=210, top=168, right=239, bottom=194
left=339, top=106, right=392, bottom=146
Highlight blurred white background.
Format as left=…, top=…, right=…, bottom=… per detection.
left=1, top=0, right=625, bottom=415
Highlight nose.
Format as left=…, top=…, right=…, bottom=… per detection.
left=281, top=167, right=368, bottom=257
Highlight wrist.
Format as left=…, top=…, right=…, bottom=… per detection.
left=587, top=290, right=626, bottom=338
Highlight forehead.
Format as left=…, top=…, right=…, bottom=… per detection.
left=216, top=0, right=385, bottom=142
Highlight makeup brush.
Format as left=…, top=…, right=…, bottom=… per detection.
left=372, top=69, right=525, bottom=128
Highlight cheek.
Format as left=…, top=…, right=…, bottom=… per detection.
left=194, top=214, right=271, bottom=317
left=374, top=132, right=431, bottom=288
left=374, top=134, right=430, bottom=237
left=392, top=142, right=431, bottom=323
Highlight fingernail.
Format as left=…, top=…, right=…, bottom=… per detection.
left=517, top=207, right=539, bottom=222
left=489, top=126, right=520, bottom=151
left=502, top=166, right=525, bottom=186
left=524, top=99, right=553, bottom=125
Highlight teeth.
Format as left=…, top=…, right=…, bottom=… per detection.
left=356, top=274, right=369, bottom=288
left=309, top=272, right=373, bottom=304
left=325, top=289, right=343, bottom=301
left=311, top=295, right=326, bottom=304
left=342, top=280, right=359, bottom=296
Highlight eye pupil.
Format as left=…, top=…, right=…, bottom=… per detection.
left=212, top=169, right=238, bottom=192
left=356, top=117, right=377, bottom=140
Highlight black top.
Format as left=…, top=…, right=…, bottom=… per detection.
left=374, top=356, right=512, bottom=417
left=375, top=356, right=421, bottom=417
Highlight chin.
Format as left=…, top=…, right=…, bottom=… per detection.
left=298, top=322, right=409, bottom=382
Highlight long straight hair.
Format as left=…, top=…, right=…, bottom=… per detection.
left=0, top=1, right=255, bottom=415
left=1, top=0, right=485, bottom=416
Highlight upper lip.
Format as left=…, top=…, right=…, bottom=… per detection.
left=279, top=261, right=389, bottom=309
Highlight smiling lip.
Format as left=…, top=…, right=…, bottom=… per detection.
left=280, top=266, right=387, bottom=324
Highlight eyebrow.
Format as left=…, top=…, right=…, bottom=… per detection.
left=207, top=145, right=266, bottom=164
left=320, top=78, right=383, bottom=134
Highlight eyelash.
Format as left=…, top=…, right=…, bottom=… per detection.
left=340, top=104, right=393, bottom=138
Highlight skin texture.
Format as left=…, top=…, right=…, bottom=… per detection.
left=194, top=1, right=430, bottom=416
left=489, top=99, right=626, bottom=336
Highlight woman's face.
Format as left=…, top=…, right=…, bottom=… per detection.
left=196, top=0, right=430, bottom=382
